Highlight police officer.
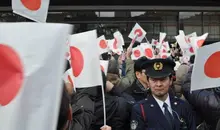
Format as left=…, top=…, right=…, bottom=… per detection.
left=130, top=58, right=196, bottom=130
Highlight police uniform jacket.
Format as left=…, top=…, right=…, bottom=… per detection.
left=130, top=92, right=196, bottom=130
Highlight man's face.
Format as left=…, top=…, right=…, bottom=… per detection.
left=136, top=69, right=148, bottom=87
left=148, top=77, right=172, bottom=97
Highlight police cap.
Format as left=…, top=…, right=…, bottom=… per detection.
left=143, top=58, right=176, bottom=78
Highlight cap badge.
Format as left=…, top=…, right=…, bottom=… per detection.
left=153, top=62, right=163, bottom=70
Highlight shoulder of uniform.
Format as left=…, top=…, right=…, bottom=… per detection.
left=172, top=96, right=187, bottom=105
left=133, top=98, right=149, bottom=108
left=138, top=97, right=149, bottom=104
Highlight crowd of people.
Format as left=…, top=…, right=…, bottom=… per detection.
left=57, top=45, right=220, bottom=130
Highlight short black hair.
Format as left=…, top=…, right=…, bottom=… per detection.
left=57, top=84, right=70, bottom=130
left=189, top=55, right=195, bottom=64
left=64, top=60, right=71, bottom=72
left=101, top=52, right=111, bottom=60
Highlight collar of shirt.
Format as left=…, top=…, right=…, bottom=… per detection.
left=153, top=94, right=173, bottom=115
left=136, top=79, right=148, bottom=92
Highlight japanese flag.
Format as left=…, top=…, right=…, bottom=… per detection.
left=185, top=32, right=197, bottom=43
left=176, top=31, right=195, bottom=56
left=128, top=23, right=146, bottom=43
left=140, top=43, right=154, bottom=59
left=107, top=39, right=123, bottom=55
left=69, top=30, right=103, bottom=88
left=152, top=39, right=160, bottom=48
left=162, top=41, right=170, bottom=52
left=160, top=52, right=171, bottom=59
left=131, top=45, right=144, bottom=60
left=159, top=32, right=166, bottom=44
left=160, top=45, right=168, bottom=53
left=12, top=0, right=49, bottom=22
left=65, top=40, right=71, bottom=60
left=0, top=23, right=72, bottom=130
left=97, top=35, right=109, bottom=54
left=190, top=33, right=209, bottom=54
left=182, top=47, right=195, bottom=56
left=179, top=30, right=185, bottom=37
left=191, top=42, right=220, bottom=91
left=114, top=31, right=125, bottom=46
left=175, top=34, right=190, bottom=49
left=100, top=60, right=109, bottom=75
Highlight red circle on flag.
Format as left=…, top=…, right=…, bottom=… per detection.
left=70, top=46, right=84, bottom=77
left=204, top=51, right=220, bottom=78
left=134, top=50, right=141, bottom=57
left=197, top=39, right=205, bottom=47
left=162, top=55, right=167, bottom=59
left=20, top=0, right=41, bottom=11
left=113, top=38, right=118, bottom=49
left=0, top=44, right=24, bottom=106
left=189, top=47, right=194, bottom=53
left=134, top=29, right=143, bottom=37
left=145, top=48, right=153, bottom=58
left=99, top=40, right=107, bottom=49
left=163, top=49, right=166, bottom=53
left=185, top=37, right=191, bottom=43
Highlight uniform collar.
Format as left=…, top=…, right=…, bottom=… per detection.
left=153, top=94, right=172, bottom=114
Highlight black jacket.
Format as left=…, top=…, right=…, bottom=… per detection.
left=182, top=66, right=220, bottom=130
left=124, top=79, right=150, bottom=102
left=71, top=86, right=130, bottom=130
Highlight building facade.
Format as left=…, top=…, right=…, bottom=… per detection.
left=1, top=0, right=220, bottom=45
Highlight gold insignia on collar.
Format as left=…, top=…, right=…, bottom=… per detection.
left=153, top=62, right=163, bottom=70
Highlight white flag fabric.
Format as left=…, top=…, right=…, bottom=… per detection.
left=175, top=34, right=190, bottom=49
left=97, top=35, right=109, bottom=54
left=140, top=43, right=154, bottom=59
left=65, top=40, right=71, bottom=60
left=161, top=41, right=170, bottom=52
left=190, top=33, right=208, bottom=54
left=63, top=68, right=75, bottom=90
left=0, top=23, right=72, bottom=130
left=69, top=30, right=103, bottom=88
left=107, top=39, right=123, bottom=55
left=159, top=32, right=166, bottom=44
left=152, top=39, right=160, bottom=48
left=100, top=60, right=109, bottom=75
left=191, top=42, right=220, bottom=91
left=131, top=45, right=144, bottom=60
left=179, top=30, right=185, bottom=37
left=12, top=0, right=49, bottom=22
left=128, top=23, right=146, bottom=43
left=185, top=32, right=197, bottom=43
left=114, top=31, right=125, bottom=46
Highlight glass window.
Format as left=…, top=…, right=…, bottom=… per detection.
left=98, top=12, right=115, bottom=17
left=179, top=12, right=202, bottom=36
left=95, top=11, right=130, bottom=18
left=161, top=12, right=178, bottom=41
left=203, top=12, right=220, bottom=40
left=130, top=12, right=146, bottom=17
